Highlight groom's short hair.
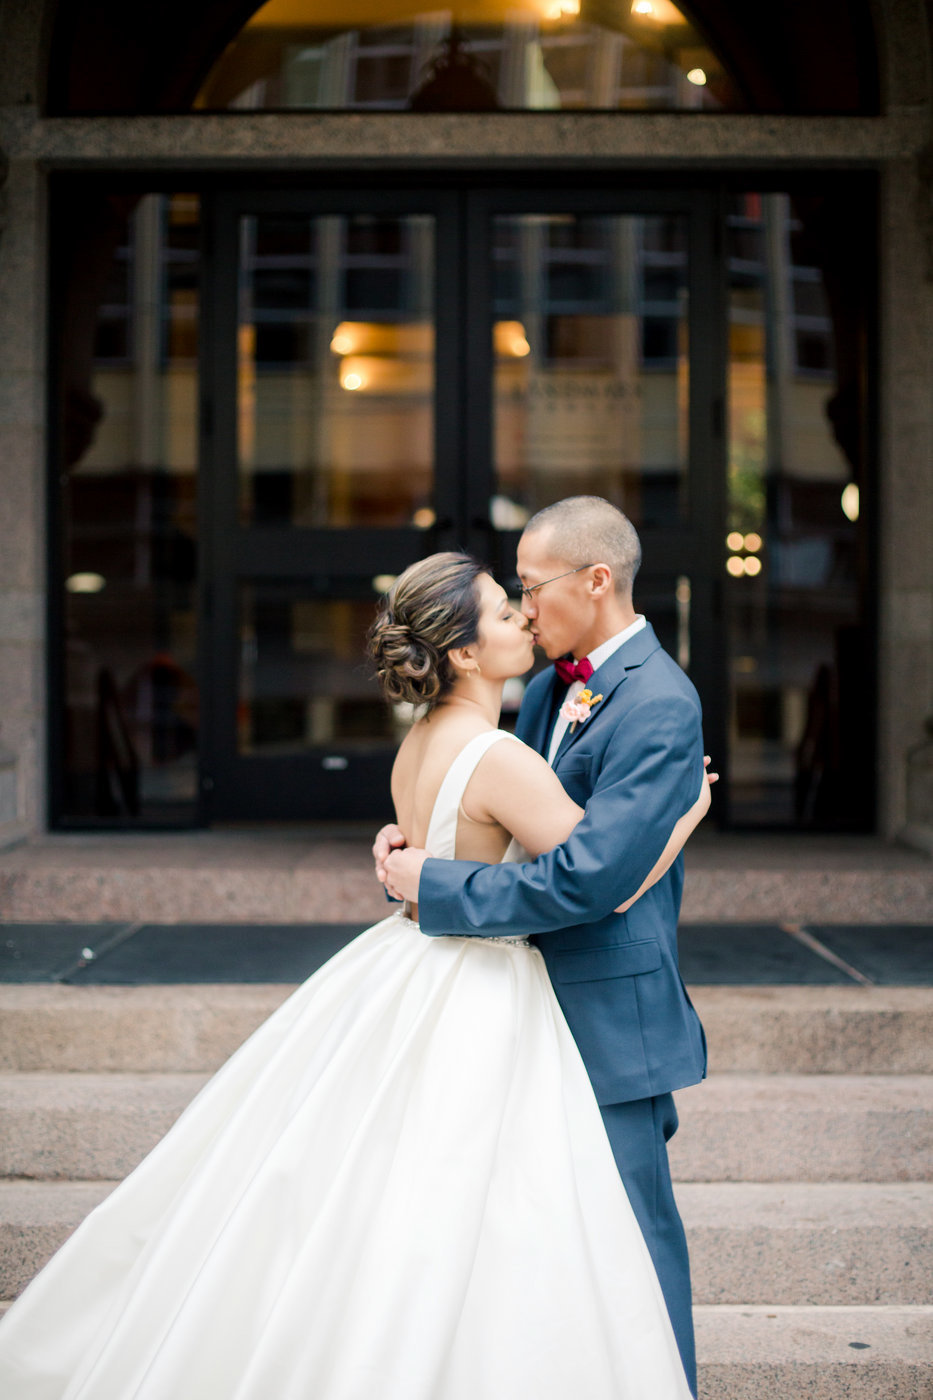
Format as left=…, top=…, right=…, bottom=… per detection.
left=524, top=496, right=642, bottom=597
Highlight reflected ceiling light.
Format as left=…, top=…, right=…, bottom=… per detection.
left=726, top=556, right=744, bottom=577
left=330, top=329, right=355, bottom=356
left=494, top=320, right=532, bottom=358
left=66, top=572, right=106, bottom=593
left=743, top=532, right=762, bottom=552
left=632, top=0, right=654, bottom=13
left=686, top=68, right=707, bottom=85
left=841, top=482, right=860, bottom=522
left=341, top=368, right=365, bottom=391
left=743, top=556, right=762, bottom=576
left=726, top=531, right=744, bottom=552
left=372, top=574, right=397, bottom=594
left=412, top=507, right=436, bottom=529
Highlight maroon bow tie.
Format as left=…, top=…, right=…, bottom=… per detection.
left=554, top=656, right=594, bottom=686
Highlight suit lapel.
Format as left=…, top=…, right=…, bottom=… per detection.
left=518, top=668, right=565, bottom=758
left=554, top=622, right=661, bottom=764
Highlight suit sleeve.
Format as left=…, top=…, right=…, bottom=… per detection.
left=418, top=691, right=703, bottom=939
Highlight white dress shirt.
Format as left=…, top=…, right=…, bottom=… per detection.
left=546, top=616, right=647, bottom=765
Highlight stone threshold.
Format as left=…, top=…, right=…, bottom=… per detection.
left=0, top=830, right=930, bottom=924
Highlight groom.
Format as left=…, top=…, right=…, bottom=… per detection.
left=377, top=496, right=707, bottom=1395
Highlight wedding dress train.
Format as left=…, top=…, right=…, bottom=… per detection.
left=0, top=731, right=691, bottom=1400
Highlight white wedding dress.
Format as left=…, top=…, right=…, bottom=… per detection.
left=0, top=731, right=691, bottom=1400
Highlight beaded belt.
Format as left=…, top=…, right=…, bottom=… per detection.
left=393, top=911, right=530, bottom=947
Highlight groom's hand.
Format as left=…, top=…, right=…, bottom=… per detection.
left=384, top=846, right=428, bottom=905
left=374, top=823, right=407, bottom=896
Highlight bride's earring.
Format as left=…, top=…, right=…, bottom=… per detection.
left=473, top=663, right=482, bottom=678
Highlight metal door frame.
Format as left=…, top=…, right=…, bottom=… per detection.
left=198, top=182, right=727, bottom=821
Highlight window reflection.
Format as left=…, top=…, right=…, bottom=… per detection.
left=238, top=582, right=397, bottom=755
left=726, top=191, right=870, bottom=829
left=237, top=213, right=434, bottom=528
left=492, top=212, right=688, bottom=531
left=196, top=0, right=731, bottom=112
left=58, top=193, right=200, bottom=823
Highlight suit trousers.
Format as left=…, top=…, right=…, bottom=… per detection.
left=599, top=1094, right=697, bottom=1397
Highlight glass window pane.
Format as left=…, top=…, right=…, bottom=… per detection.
left=725, top=191, right=870, bottom=829
left=237, top=213, right=434, bottom=528
left=58, top=193, right=200, bottom=824
left=238, top=581, right=399, bottom=756
left=491, top=212, right=688, bottom=531
left=195, top=2, right=732, bottom=113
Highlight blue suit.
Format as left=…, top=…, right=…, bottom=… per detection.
left=418, top=622, right=707, bottom=1393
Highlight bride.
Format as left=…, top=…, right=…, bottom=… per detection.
left=0, top=552, right=707, bottom=1400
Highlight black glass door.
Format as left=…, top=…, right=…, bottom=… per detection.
left=200, top=185, right=725, bottom=821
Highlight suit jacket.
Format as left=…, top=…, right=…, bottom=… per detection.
left=418, top=622, right=708, bottom=1106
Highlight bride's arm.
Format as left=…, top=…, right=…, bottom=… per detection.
left=613, top=770, right=711, bottom=912
left=383, top=737, right=715, bottom=908
left=455, top=741, right=714, bottom=875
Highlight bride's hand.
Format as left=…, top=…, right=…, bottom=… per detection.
left=384, top=846, right=429, bottom=905
left=704, top=755, right=719, bottom=785
left=374, top=823, right=407, bottom=891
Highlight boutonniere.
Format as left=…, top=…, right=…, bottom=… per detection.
left=559, top=687, right=604, bottom=733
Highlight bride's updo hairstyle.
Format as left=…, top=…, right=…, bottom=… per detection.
left=369, top=552, right=486, bottom=712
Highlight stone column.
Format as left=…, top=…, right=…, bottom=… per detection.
left=0, top=149, right=46, bottom=844
left=878, top=156, right=933, bottom=841
left=0, top=0, right=50, bottom=844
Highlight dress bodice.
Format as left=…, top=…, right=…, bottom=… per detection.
left=419, top=729, right=529, bottom=944
left=424, top=730, right=522, bottom=861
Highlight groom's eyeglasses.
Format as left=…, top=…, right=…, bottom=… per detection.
left=511, top=564, right=594, bottom=600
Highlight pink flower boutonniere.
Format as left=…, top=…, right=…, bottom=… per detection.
left=559, top=687, right=604, bottom=733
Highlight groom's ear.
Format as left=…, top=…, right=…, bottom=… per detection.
left=589, top=563, right=613, bottom=596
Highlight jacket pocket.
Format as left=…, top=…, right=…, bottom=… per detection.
left=551, top=938, right=662, bottom=984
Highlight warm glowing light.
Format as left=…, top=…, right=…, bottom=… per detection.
left=726, top=531, right=744, bottom=552
left=372, top=574, right=397, bottom=594
left=494, top=321, right=532, bottom=358
left=743, top=532, right=762, bottom=552
left=412, top=508, right=436, bottom=529
left=330, top=331, right=354, bottom=355
left=686, top=68, right=707, bottom=86
left=66, top=572, right=106, bottom=594
left=342, top=370, right=364, bottom=391
left=841, top=482, right=860, bottom=522
left=560, top=0, right=580, bottom=13
left=743, top=556, right=762, bottom=577
left=726, top=556, right=745, bottom=578
left=735, top=656, right=758, bottom=673
left=632, top=0, right=654, bottom=12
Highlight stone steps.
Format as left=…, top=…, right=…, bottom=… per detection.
left=671, top=1074, right=933, bottom=1182
left=1, top=831, right=931, bottom=924
left=2, top=983, right=931, bottom=1073
left=0, top=982, right=930, bottom=1398
left=693, top=1305, right=933, bottom=1399
left=679, top=1182, right=933, bottom=1306
left=1, top=1070, right=930, bottom=1183
left=2, top=1178, right=929, bottom=1310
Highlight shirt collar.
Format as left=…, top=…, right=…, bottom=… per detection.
left=584, top=615, right=646, bottom=673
